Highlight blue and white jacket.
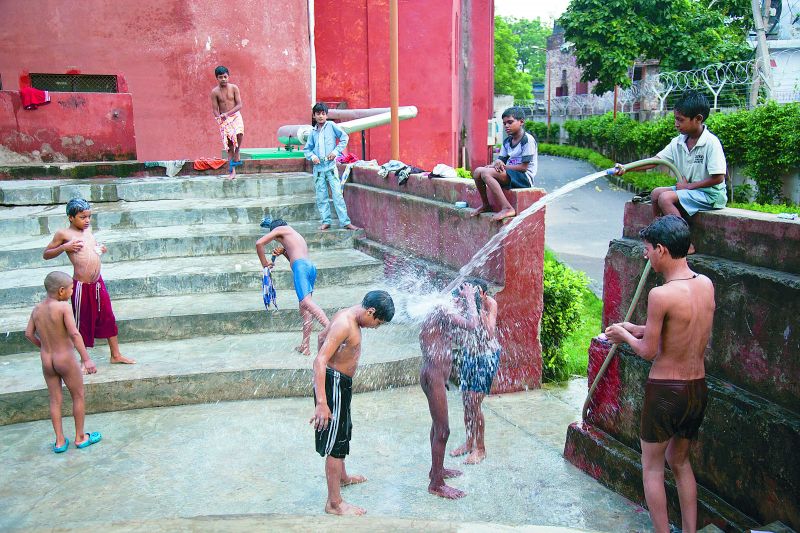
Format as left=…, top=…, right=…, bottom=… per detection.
left=303, top=121, right=349, bottom=176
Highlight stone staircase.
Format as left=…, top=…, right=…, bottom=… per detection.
left=0, top=170, right=422, bottom=426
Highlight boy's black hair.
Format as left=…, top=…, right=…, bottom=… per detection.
left=501, top=106, right=526, bottom=121
left=66, top=198, right=91, bottom=217
left=268, top=218, right=288, bottom=232
left=362, top=290, right=395, bottom=322
left=214, top=66, right=229, bottom=77
left=312, top=102, right=329, bottom=115
left=639, top=215, right=691, bottom=259
left=674, top=90, right=710, bottom=121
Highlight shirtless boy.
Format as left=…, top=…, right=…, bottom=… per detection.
left=211, top=65, right=244, bottom=179
left=26, top=271, right=102, bottom=452
left=605, top=215, right=715, bottom=533
left=256, top=218, right=328, bottom=355
left=419, top=282, right=480, bottom=499
left=43, top=198, right=134, bottom=366
left=450, top=278, right=501, bottom=465
left=311, top=290, right=395, bottom=516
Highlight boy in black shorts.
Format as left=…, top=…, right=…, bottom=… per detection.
left=311, top=291, right=395, bottom=516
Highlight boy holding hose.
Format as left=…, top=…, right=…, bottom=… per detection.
left=613, top=91, right=727, bottom=219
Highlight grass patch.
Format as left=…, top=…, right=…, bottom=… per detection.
left=728, top=202, right=800, bottom=215
left=561, top=285, right=603, bottom=378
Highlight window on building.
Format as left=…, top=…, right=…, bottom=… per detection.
left=29, top=73, right=118, bottom=93
left=575, top=81, right=588, bottom=95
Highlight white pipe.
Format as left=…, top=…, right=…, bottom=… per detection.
left=308, top=0, right=316, bottom=105
left=339, top=106, right=417, bottom=134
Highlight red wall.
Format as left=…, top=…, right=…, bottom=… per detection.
left=314, top=0, right=494, bottom=170
left=0, top=1, right=311, bottom=161
left=0, top=91, right=136, bottom=161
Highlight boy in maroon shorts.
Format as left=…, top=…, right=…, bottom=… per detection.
left=43, top=198, right=135, bottom=367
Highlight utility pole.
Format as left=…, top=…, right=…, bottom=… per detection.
left=750, top=0, right=774, bottom=105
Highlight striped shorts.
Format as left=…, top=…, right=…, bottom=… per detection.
left=314, top=367, right=352, bottom=459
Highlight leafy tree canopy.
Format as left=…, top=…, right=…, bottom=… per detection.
left=504, top=17, right=551, bottom=83
left=560, top=0, right=752, bottom=94
left=494, top=16, right=533, bottom=99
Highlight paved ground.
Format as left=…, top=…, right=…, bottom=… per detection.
left=537, top=155, right=632, bottom=296
left=0, top=381, right=654, bottom=532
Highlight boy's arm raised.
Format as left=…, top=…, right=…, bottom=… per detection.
left=43, top=230, right=80, bottom=260
left=310, top=320, right=349, bottom=431
left=25, top=313, right=41, bottom=348
left=447, top=285, right=480, bottom=330
left=63, top=304, right=96, bottom=373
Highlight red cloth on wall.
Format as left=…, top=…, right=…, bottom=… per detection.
left=20, top=87, right=51, bottom=110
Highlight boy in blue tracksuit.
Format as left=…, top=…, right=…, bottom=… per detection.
left=303, top=102, right=360, bottom=231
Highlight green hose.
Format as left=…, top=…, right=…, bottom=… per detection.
left=581, top=157, right=680, bottom=420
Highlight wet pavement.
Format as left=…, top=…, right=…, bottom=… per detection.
left=0, top=381, right=653, bottom=532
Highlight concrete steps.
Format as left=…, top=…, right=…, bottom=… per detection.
left=0, top=170, right=415, bottom=424
left=0, top=326, right=422, bottom=425
left=0, top=194, right=320, bottom=236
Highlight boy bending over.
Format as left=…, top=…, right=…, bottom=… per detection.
left=311, top=290, right=395, bottom=515
left=419, top=282, right=480, bottom=499
left=26, top=271, right=102, bottom=452
left=256, top=219, right=329, bottom=355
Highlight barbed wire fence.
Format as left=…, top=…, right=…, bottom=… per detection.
left=516, top=49, right=799, bottom=118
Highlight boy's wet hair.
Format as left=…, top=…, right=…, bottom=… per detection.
left=215, top=65, right=229, bottom=77
left=268, top=218, right=288, bottom=231
left=639, top=215, right=691, bottom=259
left=44, top=271, right=72, bottom=294
left=674, top=90, right=710, bottom=121
left=501, top=106, right=526, bottom=121
left=66, top=198, right=91, bottom=217
left=362, top=290, right=395, bottom=322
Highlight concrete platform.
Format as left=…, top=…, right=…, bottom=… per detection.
left=0, top=383, right=653, bottom=532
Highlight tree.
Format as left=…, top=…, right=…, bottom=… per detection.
left=505, top=17, right=550, bottom=83
left=494, top=16, right=533, bottom=99
left=559, top=0, right=752, bottom=94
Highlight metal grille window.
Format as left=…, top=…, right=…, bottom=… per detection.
left=29, top=73, right=118, bottom=93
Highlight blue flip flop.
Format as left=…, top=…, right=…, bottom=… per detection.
left=76, top=432, right=102, bottom=449
left=53, top=438, right=69, bottom=454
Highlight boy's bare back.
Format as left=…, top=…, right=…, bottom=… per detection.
left=268, top=226, right=309, bottom=263
left=647, top=275, right=714, bottom=380
left=317, top=307, right=362, bottom=377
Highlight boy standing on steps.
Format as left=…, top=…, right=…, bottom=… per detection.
left=26, top=271, right=102, bottom=452
left=311, top=290, right=395, bottom=516
left=470, top=106, right=537, bottom=221
left=256, top=218, right=329, bottom=355
left=303, top=102, right=360, bottom=231
left=211, top=65, right=244, bottom=180
left=43, top=198, right=135, bottom=366
left=613, top=90, right=727, bottom=220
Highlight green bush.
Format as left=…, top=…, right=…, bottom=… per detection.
left=524, top=120, right=560, bottom=143
left=732, top=183, right=755, bottom=203
left=728, top=202, right=800, bottom=215
left=541, top=251, right=588, bottom=382
left=561, top=104, right=800, bottom=204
